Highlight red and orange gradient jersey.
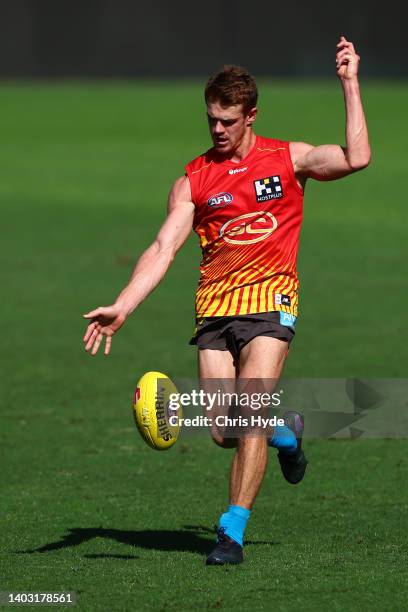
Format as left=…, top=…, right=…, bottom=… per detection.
left=185, top=135, right=304, bottom=318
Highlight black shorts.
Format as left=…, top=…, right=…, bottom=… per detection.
left=189, top=312, right=296, bottom=363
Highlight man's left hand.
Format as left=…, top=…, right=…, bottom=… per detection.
left=336, top=36, right=360, bottom=81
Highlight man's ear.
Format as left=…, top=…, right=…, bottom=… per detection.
left=246, top=107, right=257, bottom=126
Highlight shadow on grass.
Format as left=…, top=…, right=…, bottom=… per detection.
left=16, top=525, right=277, bottom=556
left=84, top=553, right=139, bottom=560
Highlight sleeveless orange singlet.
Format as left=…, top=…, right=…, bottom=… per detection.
left=185, top=135, right=304, bottom=319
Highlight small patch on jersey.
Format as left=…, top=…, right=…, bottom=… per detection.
left=228, top=166, right=248, bottom=175
left=275, top=293, right=291, bottom=306
left=254, top=175, right=283, bottom=203
left=279, top=312, right=297, bottom=328
left=207, top=192, right=234, bottom=207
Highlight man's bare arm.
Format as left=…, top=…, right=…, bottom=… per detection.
left=82, top=175, right=195, bottom=355
left=291, top=36, right=371, bottom=183
left=114, top=176, right=194, bottom=316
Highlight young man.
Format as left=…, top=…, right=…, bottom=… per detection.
left=83, top=36, right=370, bottom=565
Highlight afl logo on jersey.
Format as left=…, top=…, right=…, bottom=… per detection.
left=219, top=211, right=278, bottom=245
left=207, top=192, right=233, bottom=207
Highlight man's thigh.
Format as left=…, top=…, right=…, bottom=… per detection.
left=197, top=337, right=289, bottom=442
left=198, top=348, right=235, bottom=379
left=239, top=336, right=289, bottom=382
left=237, top=337, right=289, bottom=435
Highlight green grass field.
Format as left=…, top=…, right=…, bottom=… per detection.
left=1, top=81, right=407, bottom=611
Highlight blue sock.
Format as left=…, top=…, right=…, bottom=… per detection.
left=219, top=504, right=251, bottom=547
left=269, top=424, right=298, bottom=454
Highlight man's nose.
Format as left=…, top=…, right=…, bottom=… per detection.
left=213, top=120, right=224, bottom=133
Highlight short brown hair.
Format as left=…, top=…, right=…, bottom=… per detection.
left=205, top=65, right=258, bottom=115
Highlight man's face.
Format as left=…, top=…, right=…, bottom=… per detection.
left=207, top=101, right=256, bottom=154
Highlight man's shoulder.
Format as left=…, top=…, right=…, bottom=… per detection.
left=257, top=136, right=313, bottom=167
left=256, top=134, right=288, bottom=149
left=185, top=147, right=216, bottom=174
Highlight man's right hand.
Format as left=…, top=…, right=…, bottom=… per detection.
left=82, top=305, right=127, bottom=356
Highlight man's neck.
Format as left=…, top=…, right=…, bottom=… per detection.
left=222, top=130, right=257, bottom=163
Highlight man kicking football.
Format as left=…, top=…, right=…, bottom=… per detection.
left=82, top=36, right=370, bottom=565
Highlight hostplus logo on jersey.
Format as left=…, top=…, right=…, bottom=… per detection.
left=207, top=192, right=233, bottom=207
left=254, top=175, right=283, bottom=203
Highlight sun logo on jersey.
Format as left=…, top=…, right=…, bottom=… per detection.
left=219, top=211, right=278, bottom=245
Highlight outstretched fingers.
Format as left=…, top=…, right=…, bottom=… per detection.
left=83, top=324, right=113, bottom=356
left=90, top=332, right=104, bottom=356
left=83, top=320, right=98, bottom=342
left=85, top=326, right=100, bottom=352
left=104, top=336, right=112, bottom=356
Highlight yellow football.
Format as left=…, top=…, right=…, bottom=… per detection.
left=132, top=371, right=181, bottom=450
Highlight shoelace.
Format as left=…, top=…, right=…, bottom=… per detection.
left=215, top=526, right=231, bottom=547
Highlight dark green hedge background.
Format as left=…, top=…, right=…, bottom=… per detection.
left=0, top=0, right=405, bottom=78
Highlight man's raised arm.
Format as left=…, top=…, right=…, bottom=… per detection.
left=82, top=175, right=195, bottom=356
left=291, top=36, right=371, bottom=183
